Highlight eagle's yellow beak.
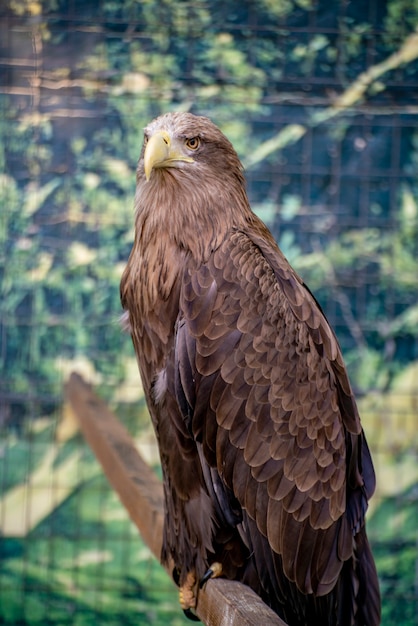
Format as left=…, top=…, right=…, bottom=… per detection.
left=144, top=130, right=194, bottom=181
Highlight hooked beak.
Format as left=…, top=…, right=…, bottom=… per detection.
left=144, top=130, right=194, bottom=181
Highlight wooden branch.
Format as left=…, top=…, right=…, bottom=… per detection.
left=65, top=372, right=287, bottom=626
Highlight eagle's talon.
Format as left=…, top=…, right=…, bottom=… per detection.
left=199, top=561, right=223, bottom=588
left=172, top=566, right=180, bottom=587
left=183, top=608, right=201, bottom=622
left=199, top=569, right=211, bottom=588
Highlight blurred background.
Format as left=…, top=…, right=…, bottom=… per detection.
left=1, top=1, right=417, bottom=624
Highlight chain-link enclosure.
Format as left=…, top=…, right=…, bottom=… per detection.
left=1, top=1, right=417, bottom=624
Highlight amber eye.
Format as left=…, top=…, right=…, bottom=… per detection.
left=185, top=137, right=200, bottom=150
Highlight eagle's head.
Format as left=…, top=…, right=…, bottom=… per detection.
left=139, top=111, right=244, bottom=185
left=133, top=112, right=252, bottom=260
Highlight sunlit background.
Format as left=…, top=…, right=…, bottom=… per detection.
left=1, top=1, right=417, bottom=624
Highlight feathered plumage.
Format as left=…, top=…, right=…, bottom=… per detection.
left=120, top=112, right=380, bottom=625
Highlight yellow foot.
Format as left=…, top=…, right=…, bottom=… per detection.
left=179, top=570, right=200, bottom=621
left=178, top=563, right=223, bottom=621
left=199, top=561, right=223, bottom=588
left=179, top=570, right=197, bottom=611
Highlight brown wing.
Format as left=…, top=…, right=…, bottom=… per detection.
left=173, top=225, right=376, bottom=601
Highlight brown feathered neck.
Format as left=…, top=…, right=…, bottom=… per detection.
left=121, top=113, right=258, bottom=330
left=134, top=112, right=253, bottom=262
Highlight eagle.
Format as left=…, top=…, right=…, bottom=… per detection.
left=120, top=112, right=381, bottom=625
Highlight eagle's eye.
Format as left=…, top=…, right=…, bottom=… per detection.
left=185, top=137, right=200, bottom=150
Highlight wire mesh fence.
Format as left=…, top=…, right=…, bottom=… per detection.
left=1, top=1, right=417, bottom=624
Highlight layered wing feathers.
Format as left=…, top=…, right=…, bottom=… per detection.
left=175, top=228, right=372, bottom=595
